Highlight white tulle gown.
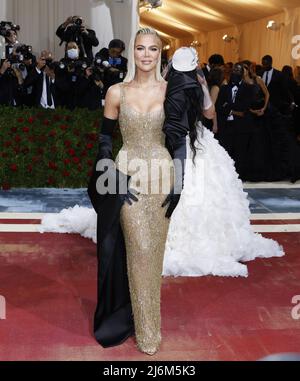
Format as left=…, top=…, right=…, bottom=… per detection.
left=39, top=123, right=284, bottom=278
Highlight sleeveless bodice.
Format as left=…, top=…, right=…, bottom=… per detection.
left=115, top=83, right=173, bottom=183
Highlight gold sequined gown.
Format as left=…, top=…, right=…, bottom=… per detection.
left=115, top=83, right=174, bottom=355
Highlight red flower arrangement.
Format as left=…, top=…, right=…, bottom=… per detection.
left=68, top=148, right=76, bottom=157
left=10, top=164, right=18, bottom=172
left=48, top=161, right=58, bottom=170
left=0, top=106, right=122, bottom=189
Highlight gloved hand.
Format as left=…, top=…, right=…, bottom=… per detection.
left=116, top=169, right=139, bottom=206
left=88, top=117, right=116, bottom=213
left=162, top=188, right=181, bottom=219
left=161, top=137, right=186, bottom=219
left=120, top=188, right=139, bottom=206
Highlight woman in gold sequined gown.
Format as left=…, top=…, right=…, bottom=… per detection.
left=88, top=28, right=173, bottom=355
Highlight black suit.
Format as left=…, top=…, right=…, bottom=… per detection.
left=5, top=44, right=15, bottom=58
left=54, top=61, right=91, bottom=110
left=216, top=81, right=255, bottom=179
left=56, top=25, right=99, bottom=61
left=265, top=69, right=291, bottom=114
left=23, top=67, right=56, bottom=108
left=0, top=72, right=24, bottom=106
left=81, top=80, right=103, bottom=110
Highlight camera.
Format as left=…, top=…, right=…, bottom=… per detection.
left=3, top=45, right=33, bottom=74
left=90, top=66, right=103, bottom=82
left=94, top=55, right=103, bottom=68
left=0, top=21, right=20, bottom=38
left=68, top=17, right=83, bottom=35
left=92, top=56, right=104, bottom=78
left=58, top=58, right=89, bottom=75
left=1, top=55, right=26, bottom=75
left=69, top=59, right=88, bottom=74
left=49, top=60, right=67, bottom=73
left=9, top=60, right=26, bottom=72
left=74, top=17, right=83, bottom=27
left=43, top=59, right=62, bottom=72
left=15, top=44, right=33, bottom=60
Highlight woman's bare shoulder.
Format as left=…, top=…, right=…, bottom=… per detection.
left=107, top=83, right=123, bottom=97
left=105, top=83, right=124, bottom=106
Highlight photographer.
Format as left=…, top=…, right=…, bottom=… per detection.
left=24, top=50, right=56, bottom=109
left=56, top=16, right=99, bottom=61
left=96, top=39, right=127, bottom=97
left=9, top=44, right=36, bottom=106
left=54, top=41, right=93, bottom=110
left=1, top=23, right=36, bottom=106
left=80, top=65, right=104, bottom=110
left=0, top=58, right=25, bottom=106
left=0, top=21, right=20, bottom=57
left=5, top=29, right=18, bottom=57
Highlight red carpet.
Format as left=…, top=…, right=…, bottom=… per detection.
left=0, top=231, right=299, bottom=361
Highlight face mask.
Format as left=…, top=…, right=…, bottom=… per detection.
left=230, top=73, right=242, bottom=86
left=67, top=49, right=79, bottom=60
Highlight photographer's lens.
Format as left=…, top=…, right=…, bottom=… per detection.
left=75, top=18, right=82, bottom=26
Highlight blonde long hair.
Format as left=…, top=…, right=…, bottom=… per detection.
left=124, top=27, right=164, bottom=83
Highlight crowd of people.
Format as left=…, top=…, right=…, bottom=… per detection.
left=0, top=17, right=128, bottom=110
left=0, top=18, right=300, bottom=182
left=200, top=54, right=300, bottom=182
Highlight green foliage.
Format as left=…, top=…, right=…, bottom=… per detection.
left=0, top=106, right=122, bottom=189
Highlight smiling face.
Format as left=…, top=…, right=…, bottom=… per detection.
left=134, top=34, right=161, bottom=74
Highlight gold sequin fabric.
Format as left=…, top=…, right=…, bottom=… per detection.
left=116, top=83, right=174, bottom=355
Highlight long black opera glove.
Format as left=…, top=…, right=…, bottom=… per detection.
left=88, top=116, right=138, bottom=213
left=162, top=136, right=186, bottom=219
left=162, top=80, right=189, bottom=219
